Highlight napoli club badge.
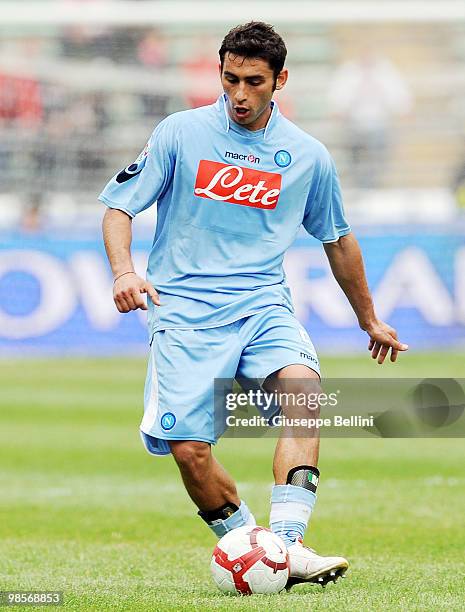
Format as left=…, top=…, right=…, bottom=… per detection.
left=274, top=150, right=292, bottom=168
left=161, top=412, right=176, bottom=430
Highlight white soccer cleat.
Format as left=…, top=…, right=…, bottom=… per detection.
left=286, top=537, right=349, bottom=589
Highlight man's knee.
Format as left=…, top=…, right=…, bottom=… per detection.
left=266, top=369, right=322, bottom=418
left=169, top=440, right=211, bottom=480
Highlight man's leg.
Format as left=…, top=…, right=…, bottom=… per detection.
left=169, top=440, right=239, bottom=509
left=169, top=440, right=256, bottom=537
left=265, top=365, right=320, bottom=546
left=141, top=322, right=255, bottom=538
left=271, top=365, right=320, bottom=484
left=265, top=364, right=348, bottom=586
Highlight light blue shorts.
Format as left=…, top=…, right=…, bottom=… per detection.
left=140, top=306, right=320, bottom=456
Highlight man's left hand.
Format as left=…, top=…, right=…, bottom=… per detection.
left=365, top=320, right=408, bottom=364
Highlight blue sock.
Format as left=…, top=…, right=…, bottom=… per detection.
left=204, top=501, right=256, bottom=538
left=270, top=484, right=316, bottom=547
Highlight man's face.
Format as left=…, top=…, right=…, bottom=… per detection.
left=220, top=52, right=287, bottom=131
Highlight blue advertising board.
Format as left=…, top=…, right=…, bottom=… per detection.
left=0, top=227, right=464, bottom=355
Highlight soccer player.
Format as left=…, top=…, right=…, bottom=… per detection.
left=100, top=22, right=408, bottom=588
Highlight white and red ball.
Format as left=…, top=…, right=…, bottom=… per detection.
left=210, top=526, right=289, bottom=595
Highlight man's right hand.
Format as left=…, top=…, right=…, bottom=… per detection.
left=113, top=272, right=161, bottom=313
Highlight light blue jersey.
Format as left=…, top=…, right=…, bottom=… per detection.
left=99, top=94, right=350, bottom=335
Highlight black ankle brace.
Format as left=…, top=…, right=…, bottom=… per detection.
left=198, top=502, right=239, bottom=524
left=286, top=465, right=320, bottom=493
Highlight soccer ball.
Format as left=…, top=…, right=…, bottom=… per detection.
left=210, top=526, right=289, bottom=595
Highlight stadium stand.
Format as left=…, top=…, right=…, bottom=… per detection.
left=0, top=7, right=464, bottom=226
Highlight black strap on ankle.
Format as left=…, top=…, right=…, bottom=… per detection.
left=198, top=502, right=240, bottom=524
left=286, top=465, right=320, bottom=493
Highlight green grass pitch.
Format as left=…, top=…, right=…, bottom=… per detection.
left=1, top=353, right=464, bottom=611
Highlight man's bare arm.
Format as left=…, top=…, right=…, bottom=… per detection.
left=323, top=232, right=408, bottom=364
left=102, top=208, right=160, bottom=312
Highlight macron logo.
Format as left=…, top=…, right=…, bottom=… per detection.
left=300, top=351, right=318, bottom=364
left=225, top=151, right=260, bottom=164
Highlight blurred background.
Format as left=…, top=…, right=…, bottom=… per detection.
left=1, top=0, right=464, bottom=356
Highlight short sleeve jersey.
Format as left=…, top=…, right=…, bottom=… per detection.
left=99, top=94, right=351, bottom=334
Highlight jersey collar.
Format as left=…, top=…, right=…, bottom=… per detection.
left=217, top=93, right=279, bottom=140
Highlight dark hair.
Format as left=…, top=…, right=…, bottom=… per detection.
left=219, top=22, right=287, bottom=79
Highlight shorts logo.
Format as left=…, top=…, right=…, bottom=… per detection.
left=161, top=412, right=176, bottom=431
left=194, top=160, right=282, bottom=209
left=300, top=351, right=319, bottom=365
left=274, top=150, right=292, bottom=168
